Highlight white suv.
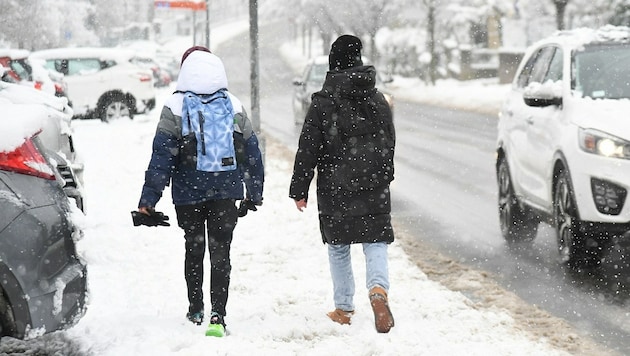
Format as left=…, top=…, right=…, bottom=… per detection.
left=30, top=47, right=156, bottom=121
left=496, top=25, right=630, bottom=267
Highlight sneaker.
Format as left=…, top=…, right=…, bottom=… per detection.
left=186, top=311, right=204, bottom=325
left=369, top=286, right=395, bottom=333
left=205, top=312, right=226, bottom=337
left=326, top=308, right=355, bottom=325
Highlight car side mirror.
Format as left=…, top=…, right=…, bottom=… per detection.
left=523, top=80, right=563, bottom=107
left=524, top=95, right=562, bottom=107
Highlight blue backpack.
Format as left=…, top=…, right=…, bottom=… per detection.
left=179, top=89, right=239, bottom=172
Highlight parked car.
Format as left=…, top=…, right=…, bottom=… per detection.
left=118, top=39, right=181, bottom=81
left=129, top=54, right=172, bottom=88
left=0, top=67, right=17, bottom=84
left=0, top=49, right=69, bottom=100
left=0, top=98, right=88, bottom=339
left=496, top=25, right=630, bottom=267
left=30, top=47, right=156, bottom=122
left=292, top=55, right=394, bottom=125
left=0, top=81, right=85, bottom=212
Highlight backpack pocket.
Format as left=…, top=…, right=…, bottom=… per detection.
left=179, top=118, right=198, bottom=170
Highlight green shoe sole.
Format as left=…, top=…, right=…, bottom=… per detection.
left=205, top=323, right=225, bottom=337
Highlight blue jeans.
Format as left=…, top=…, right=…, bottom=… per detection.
left=327, top=242, right=389, bottom=312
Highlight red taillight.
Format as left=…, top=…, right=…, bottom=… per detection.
left=34, top=81, right=44, bottom=90
left=0, top=139, right=55, bottom=180
left=138, top=73, right=152, bottom=82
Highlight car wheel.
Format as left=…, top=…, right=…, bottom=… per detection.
left=497, top=157, right=539, bottom=243
left=0, top=288, right=16, bottom=337
left=98, top=92, right=133, bottom=122
left=553, top=169, right=591, bottom=267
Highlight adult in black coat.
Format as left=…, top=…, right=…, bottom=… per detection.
left=289, top=35, right=396, bottom=333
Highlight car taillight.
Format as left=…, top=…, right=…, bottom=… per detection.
left=34, top=81, right=44, bottom=90
left=0, top=139, right=55, bottom=179
left=138, top=73, right=152, bottom=82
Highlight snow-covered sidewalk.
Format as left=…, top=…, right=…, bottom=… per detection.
left=65, top=106, right=572, bottom=355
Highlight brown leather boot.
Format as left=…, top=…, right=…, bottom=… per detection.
left=327, top=308, right=355, bottom=325
left=369, top=286, right=395, bottom=333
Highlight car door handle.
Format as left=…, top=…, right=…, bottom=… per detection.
left=526, top=117, right=534, bottom=125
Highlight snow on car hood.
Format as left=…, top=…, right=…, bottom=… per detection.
left=568, top=96, right=630, bottom=141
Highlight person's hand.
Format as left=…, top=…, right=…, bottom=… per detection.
left=295, top=199, right=307, bottom=212
left=238, top=199, right=261, bottom=217
left=132, top=207, right=170, bottom=227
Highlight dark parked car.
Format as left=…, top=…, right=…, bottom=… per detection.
left=0, top=81, right=84, bottom=211
left=292, top=55, right=394, bottom=125
left=0, top=100, right=87, bottom=339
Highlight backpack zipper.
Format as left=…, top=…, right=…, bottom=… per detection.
left=198, top=110, right=206, bottom=155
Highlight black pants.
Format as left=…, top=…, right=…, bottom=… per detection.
left=175, top=199, right=237, bottom=317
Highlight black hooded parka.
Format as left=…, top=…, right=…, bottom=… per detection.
left=289, top=64, right=395, bottom=245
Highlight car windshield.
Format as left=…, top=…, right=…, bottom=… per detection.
left=573, top=43, right=630, bottom=100
left=308, top=63, right=328, bottom=84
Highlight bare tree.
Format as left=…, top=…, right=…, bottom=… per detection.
left=551, top=0, right=570, bottom=29
left=424, top=0, right=438, bottom=85
left=342, top=0, right=395, bottom=61
left=0, top=1, right=38, bottom=48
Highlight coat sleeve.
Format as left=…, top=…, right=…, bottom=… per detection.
left=138, top=106, right=180, bottom=208
left=289, top=96, right=325, bottom=202
left=234, top=109, right=264, bottom=204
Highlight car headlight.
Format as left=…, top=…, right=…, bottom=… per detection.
left=579, top=128, right=630, bottom=159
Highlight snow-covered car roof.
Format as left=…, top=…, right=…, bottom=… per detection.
left=0, top=81, right=73, bottom=152
left=535, top=25, right=630, bottom=49
left=0, top=48, right=30, bottom=59
left=30, top=47, right=138, bottom=62
left=0, top=99, right=50, bottom=152
left=311, top=55, right=329, bottom=65
left=0, top=81, right=71, bottom=116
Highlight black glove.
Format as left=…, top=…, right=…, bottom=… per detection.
left=131, top=208, right=170, bottom=227
left=238, top=199, right=261, bottom=217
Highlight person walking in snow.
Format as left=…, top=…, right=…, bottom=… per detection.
left=136, top=46, right=264, bottom=334
left=289, top=35, right=396, bottom=333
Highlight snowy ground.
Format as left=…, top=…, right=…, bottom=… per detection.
left=61, top=113, right=574, bottom=355
left=0, top=20, right=614, bottom=356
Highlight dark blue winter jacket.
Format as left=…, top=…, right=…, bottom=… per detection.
left=138, top=51, right=264, bottom=208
